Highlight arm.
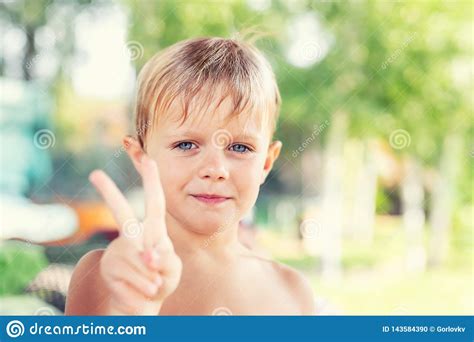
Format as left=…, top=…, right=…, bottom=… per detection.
left=65, top=249, right=109, bottom=315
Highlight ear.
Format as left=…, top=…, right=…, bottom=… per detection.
left=123, top=135, right=145, bottom=175
left=260, top=140, right=282, bottom=185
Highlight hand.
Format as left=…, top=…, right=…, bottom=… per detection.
left=89, top=154, right=182, bottom=315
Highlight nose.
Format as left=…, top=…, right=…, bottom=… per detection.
left=198, top=149, right=229, bottom=181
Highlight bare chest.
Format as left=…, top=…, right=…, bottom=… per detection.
left=159, top=268, right=301, bottom=315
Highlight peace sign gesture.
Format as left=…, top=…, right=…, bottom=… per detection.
left=89, top=154, right=182, bottom=315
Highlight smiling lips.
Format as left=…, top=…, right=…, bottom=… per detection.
left=191, top=193, right=231, bottom=204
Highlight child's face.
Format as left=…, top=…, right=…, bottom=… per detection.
left=127, top=90, right=281, bottom=236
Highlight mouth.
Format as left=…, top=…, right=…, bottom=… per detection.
left=190, top=194, right=232, bottom=205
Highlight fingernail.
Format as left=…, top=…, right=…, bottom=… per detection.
left=154, top=276, right=162, bottom=286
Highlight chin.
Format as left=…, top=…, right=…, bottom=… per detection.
left=179, top=209, right=240, bottom=236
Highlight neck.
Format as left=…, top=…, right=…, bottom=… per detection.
left=165, top=213, right=243, bottom=262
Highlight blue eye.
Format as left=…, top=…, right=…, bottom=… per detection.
left=176, top=141, right=196, bottom=151
left=230, top=144, right=251, bottom=153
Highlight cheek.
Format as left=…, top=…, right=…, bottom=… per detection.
left=155, top=155, right=189, bottom=201
left=159, top=164, right=187, bottom=197
left=232, top=157, right=265, bottom=200
left=158, top=166, right=190, bottom=220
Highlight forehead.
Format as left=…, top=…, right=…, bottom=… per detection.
left=155, top=86, right=269, bottom=139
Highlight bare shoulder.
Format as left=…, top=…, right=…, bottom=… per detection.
left=248, top=252, right=316, bottom=315
left=65, top=249, right=109, bottom=315
left=268, top=259, right=316, bottom=315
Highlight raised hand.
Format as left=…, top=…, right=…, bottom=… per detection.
left=89, top=154, right=182, bottom=315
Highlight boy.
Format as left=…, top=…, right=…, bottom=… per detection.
left=65, top=37, right=316, bottom=315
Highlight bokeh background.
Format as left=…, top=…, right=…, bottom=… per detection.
left=0, top=0, right=472, bottom=315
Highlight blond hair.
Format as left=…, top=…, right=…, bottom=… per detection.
left=133, top=37, right=281, bottom=149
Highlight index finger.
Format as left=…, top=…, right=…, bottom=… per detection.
left=89, top=170, right=139, bottom=240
